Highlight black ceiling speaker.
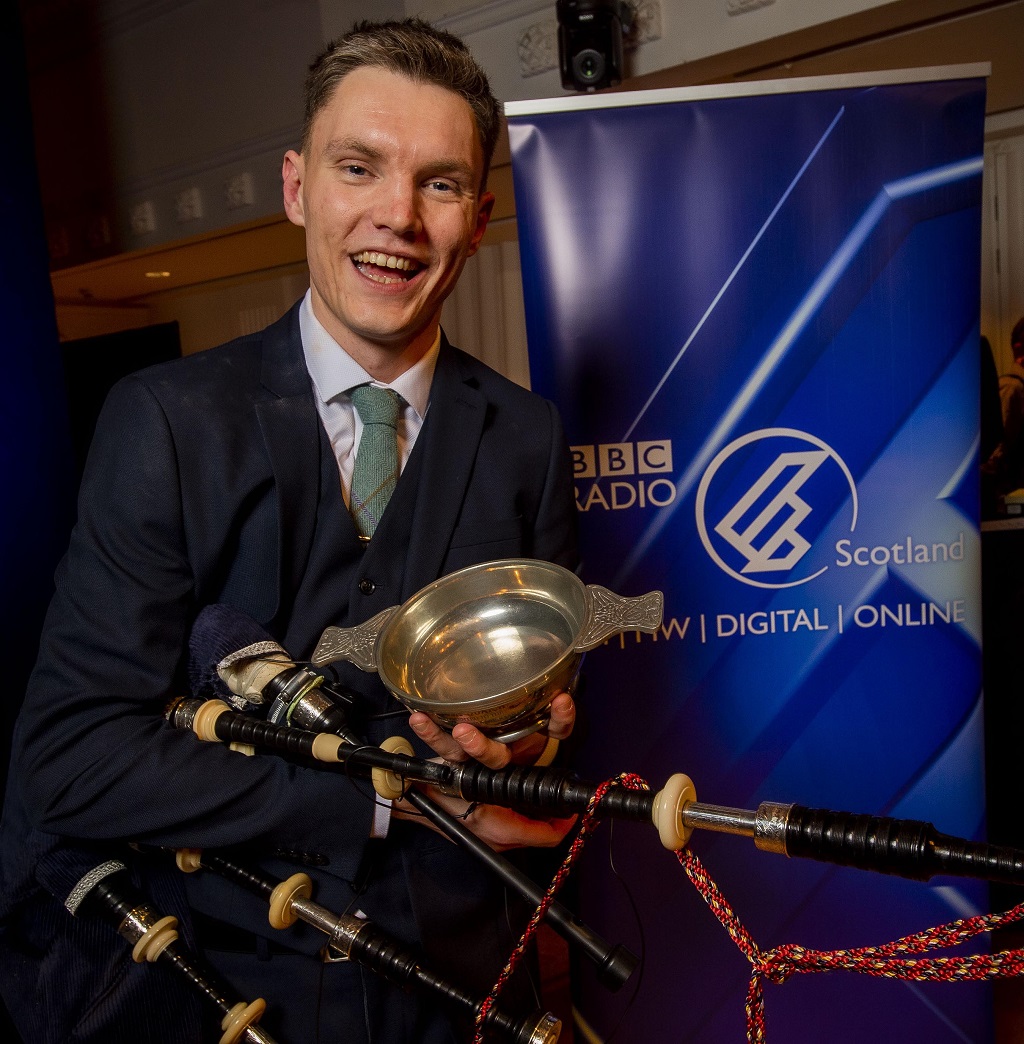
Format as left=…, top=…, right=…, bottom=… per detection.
left=556, top=0, right=634, bottom=93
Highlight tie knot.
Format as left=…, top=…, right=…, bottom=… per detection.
left=351, top=384, right=400, bottom=428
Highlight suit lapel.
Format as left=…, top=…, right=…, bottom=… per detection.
left=255, top=305, right=323, bottom=625
left=403, top=339, right=486, bottom=598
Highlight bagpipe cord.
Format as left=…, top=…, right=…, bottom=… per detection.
left=474, top=773, right=1024, bottom=1044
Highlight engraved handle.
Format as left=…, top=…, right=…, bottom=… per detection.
left=311, top=606, right=398, bottom=672
left=574, top=586, right=664, bottom=652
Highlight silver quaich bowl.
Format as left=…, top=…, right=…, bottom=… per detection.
left=312, top=558, right=663, bottom=741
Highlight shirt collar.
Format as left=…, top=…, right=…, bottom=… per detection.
left=299, top=289, right=439, bottom=421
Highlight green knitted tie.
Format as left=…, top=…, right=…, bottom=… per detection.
left=350, top=384, right=400, bottom=539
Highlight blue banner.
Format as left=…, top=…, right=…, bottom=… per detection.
left=508, top=69, right=989, bottom=1042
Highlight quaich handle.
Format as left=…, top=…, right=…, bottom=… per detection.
left=574, top=585, right=664, bottom=651
left=312, top=606, right=397, bottom=671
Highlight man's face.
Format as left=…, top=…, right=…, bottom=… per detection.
left=282, top=66, right=493, bottom=369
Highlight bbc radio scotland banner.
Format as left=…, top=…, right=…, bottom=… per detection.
left=507, top=67, right=989, bottom=1042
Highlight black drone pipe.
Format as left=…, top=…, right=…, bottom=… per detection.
left=171, top=697, right=1024, bottom=887
left=36, top=849, right=276, bottom=1044
left=173, top=849, right=561, bottom=1044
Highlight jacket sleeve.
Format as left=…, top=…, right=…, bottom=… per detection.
left=14, top=374, right=373, bottom=880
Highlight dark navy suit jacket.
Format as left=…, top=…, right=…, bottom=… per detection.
left=0, top=302, right=577, bottom=1042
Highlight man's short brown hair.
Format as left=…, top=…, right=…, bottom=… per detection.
left=302, top=18, right=502, bottom=188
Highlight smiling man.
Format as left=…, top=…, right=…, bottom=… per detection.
left=283, top=64, right=493, bottom=381
left=1, top=19, right=578, bottom=1044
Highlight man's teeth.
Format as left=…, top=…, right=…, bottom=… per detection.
left=352, top=251, right=418, bottom=285
left=354, top=251, right=416, bottom=271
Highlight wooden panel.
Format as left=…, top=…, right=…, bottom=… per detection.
left=50, top=213, right=306, bottom=305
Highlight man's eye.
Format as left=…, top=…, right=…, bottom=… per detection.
left=343, top=164, right=369, bottom=177
left=427, top=180, right=457, bottom=193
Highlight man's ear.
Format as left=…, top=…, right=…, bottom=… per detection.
left=467, top=191, right=495, bottom=257
left=282, top=150, right=306, bottom=227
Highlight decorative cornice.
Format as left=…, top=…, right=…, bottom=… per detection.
left=517, top=18, right=558, bottom=78
left=432, top=0, right=554, bottom=37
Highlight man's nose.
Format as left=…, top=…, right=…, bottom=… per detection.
left=371, top=178, right=422, bottom=239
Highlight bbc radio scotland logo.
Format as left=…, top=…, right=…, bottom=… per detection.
left=696, top=428, right=858, bottom=590
left=572, top=439, right=675, bottom=511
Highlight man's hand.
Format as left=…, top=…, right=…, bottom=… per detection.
left=393, top=790, right=575, bottom=852
left=396, top=692, right=577, bottom=850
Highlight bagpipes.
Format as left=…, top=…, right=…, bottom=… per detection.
left=165, top=602, right=1024, bottom=1042
left=178, top=605, right=1024, bottom=884
left=38, top=839, right=561, bottom=1044
left=35, top=595, right=591, bottom=1044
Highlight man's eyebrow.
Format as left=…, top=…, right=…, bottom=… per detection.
left=421, top=159, right=477, bottom=185
left=321, top=137, right=383, bottom=163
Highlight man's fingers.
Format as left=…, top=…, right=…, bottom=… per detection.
left=408, top=712, right=468, bottom=761
left=451, top=723, right=512, bottom=769
left=410, top=691, right=575, bottom=769
left=546, top=692, right=576, bottom=741
left=408, top=714, right=513, bottom=768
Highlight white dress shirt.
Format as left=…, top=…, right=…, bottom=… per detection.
left=299, top=290, right=438, bottom=508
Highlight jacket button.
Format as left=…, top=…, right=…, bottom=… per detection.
left=358, top=578, right=375, bottom=595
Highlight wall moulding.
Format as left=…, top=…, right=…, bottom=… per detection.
left=430, top=0, right=553, bottom=36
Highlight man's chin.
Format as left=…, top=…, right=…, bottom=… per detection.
left=343, top=314, right=442, bottom=359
